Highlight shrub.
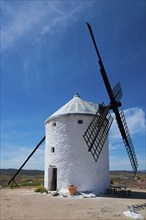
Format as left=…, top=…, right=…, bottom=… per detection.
left=34, top=186, right=48, bottom=194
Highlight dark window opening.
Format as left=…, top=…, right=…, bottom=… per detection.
left=78, top=120, right=83, bottom=124
left=52, top=122, right=56, bottom=126
left=51, top=147, right=55, bottom=153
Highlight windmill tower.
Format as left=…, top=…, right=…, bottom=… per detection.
left=44, top=93, right=111, bottom=194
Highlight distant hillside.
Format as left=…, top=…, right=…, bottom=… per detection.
left=0, top=169, right=44, bottom=177
left=0, top=169, right=44, bottom=187
left=0, top=169, right=145, bottom=188
left=110, top=170, right=146, bottom=175
left=0, top=169, right=146, bottom=177
left=0, top=169, right=145, bottom=177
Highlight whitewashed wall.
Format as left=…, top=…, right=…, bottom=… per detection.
left=44, top=114, right=110, bottom=194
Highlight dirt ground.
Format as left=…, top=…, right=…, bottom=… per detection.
left=0, top=188, right=146, bottom=220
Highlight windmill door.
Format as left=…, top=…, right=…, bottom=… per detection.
left=48, top=166, right=57, bottom=190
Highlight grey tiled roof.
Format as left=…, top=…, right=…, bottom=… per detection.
left=45, top=93, right=98, bottom=122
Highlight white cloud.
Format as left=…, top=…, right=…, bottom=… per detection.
left=109, top=155, right=134, bottom=170
left=109, top=107, right=146, bottom=141
left=1, top=1, right=94, bottom=51
left=1, top=144, right=45, bottom=170
left=109, top=107, right=145, bottom=170
left=109, top=142, right=124, bottom=151
left=109, top=153, right=146, bottom=171
left=124, top=108, right=146, bottom=134
left=41, top=6, right=79, bottom=35
left=1, top=2, right=46, bottom=50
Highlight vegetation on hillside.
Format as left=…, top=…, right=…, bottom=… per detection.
left=110, top=171, right=145, bottom=190
left=0, top=169, right=44, bottom=187
left=0, top=169, right=145, bottom=189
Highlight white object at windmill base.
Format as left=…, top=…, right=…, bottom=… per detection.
left=123, top=211, right=143, bottom=219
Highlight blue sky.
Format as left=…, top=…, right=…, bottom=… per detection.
left=1, top=1, right=145, bottom=171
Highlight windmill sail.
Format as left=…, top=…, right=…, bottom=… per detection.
left=112, top=82, right=123, bottom=102
left=111, top=107, right=138, bottom=174
left=83, top=105, right=113, bottom=162
left=118, top=111, right=138, bottom=173
left=86, top=22, right=138, bottom=174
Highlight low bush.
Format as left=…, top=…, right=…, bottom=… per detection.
left=34, top=186, right=48, bottom=194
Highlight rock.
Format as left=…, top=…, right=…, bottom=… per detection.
left=51, top=191, right=59, bottom=197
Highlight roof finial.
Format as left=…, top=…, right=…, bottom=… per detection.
left=74, top=93, right=80, bottom=98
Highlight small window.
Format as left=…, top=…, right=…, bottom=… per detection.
left=52, top=122, right=56, bottom=126
left=78, top=120, right=83, bottom=124
left=51, top=147, right=55, bottom=153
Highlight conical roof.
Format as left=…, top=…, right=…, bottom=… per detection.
left=45, top=93, right=99, bottom=122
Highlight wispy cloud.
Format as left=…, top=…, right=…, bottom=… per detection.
left=109, top=155, right=135, bottom=170
left=1, top=144, right=45, bottom=170
left=109, top=107, right=145, bottom=170
left=1, top=1, right=94, bottom=51
left=124, top=108, right=146, bottom=134
left=1, top=1, right=46, bottom=50
left=109, top=153, right=146, bottom=171
left=41, top=5, right=80, bottom=35
left=109, top=107, right=145, bottom=141
left=109, top=142, right=124, bottom=151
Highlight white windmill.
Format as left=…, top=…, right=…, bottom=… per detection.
left=44, top=93, right=110, bottom=194
left=8, top=23, right=138, bottom=194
